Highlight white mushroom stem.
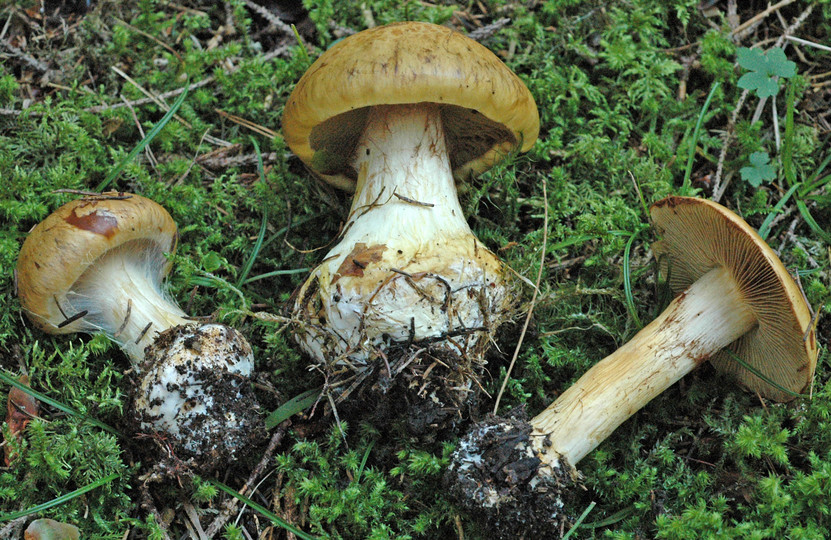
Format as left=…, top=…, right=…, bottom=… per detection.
left=294, top=104, right=510, bottom=363
left=66, top=243, right=189, bottom=364
left=345, top=103, right=471, bottom=247
left=531, top=266, right=757, bottom=468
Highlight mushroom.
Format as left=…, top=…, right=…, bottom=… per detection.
left=447, top=196, right=818, bottom=535
left=282, top=21, right=539, bottom=420
left=15, top=193, right=263, bottom=467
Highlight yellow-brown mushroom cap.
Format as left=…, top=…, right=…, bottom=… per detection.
left=650, top=196, right=817, bottom=402
left=281, top=21, right=540, bottom=191
left=16, top=193, right=178, bottom=334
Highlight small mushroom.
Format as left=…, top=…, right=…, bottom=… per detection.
left=16, top=193, right=263, bottom=468
left=283, top=21, right=539, bottom=419
left=447, top=196, right=818, bottom=535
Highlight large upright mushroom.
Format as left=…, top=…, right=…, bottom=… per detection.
left=282, top=22, right=539, bottom=422
left=447, top=196, right=818, bottom=536
left=16, top=193, right=263, bottom=468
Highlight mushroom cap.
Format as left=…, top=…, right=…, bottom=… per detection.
left=16, top=193, right=178, bottom=334
left=650, top=196, right=817, bottom=402
left=282, top=21, right=540, bottom=191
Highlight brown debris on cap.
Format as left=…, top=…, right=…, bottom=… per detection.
left=282, top=21, right=540, bottom=191
left=650, top=196, right=817, bottom=401
left=16, top=193, right=178, bottom=334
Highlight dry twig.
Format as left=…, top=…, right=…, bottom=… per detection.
left=493, top=181, right=548, bottom=414
left=203, top=425, right=289, bottom=538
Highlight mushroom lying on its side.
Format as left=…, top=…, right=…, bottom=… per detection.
left=447, top=196, right=818, bottom=536
left=16, top=193, right=263, bottom=468
left=282, top=21, right=539, bottom=427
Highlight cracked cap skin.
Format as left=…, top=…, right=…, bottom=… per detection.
left=282, top=20, right=540, bottom=191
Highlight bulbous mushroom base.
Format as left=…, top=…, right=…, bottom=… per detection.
left=132, top=323, right=265, bottom=470
left=445, top=409, right=579, bottom=538
left=291, top=243, right=514, bottom=433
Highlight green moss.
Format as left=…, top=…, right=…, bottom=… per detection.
left=0, top=0, right=828, bottom=537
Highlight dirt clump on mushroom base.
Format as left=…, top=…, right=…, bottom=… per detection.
left=128, top=324, right=266, bottom=472
left=290, top=230, right=519, bottom=435
left=445, top=409, right=579, bottom=538
left=335, top=341, right=488, bottom=440
left=296, top=275, right=519, bottom=438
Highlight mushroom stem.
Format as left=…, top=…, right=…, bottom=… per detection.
left=347, top=104, right=470, bottom=241
left=66, top=243, right=189, bottom=364
left=294, top=103, right=510, bottom=366
left=530, top=266, right=756, bottom=468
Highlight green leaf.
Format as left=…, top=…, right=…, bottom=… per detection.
left=201, top=251, right=224, bottom=272
left=736, top=47, right=796, bottom=98
left=740, top=151, right=776, bottom=187
left=767, top=48, right=796, bottom=78
left=738, top=72, right=779, bottom=99
left=736, top=47, right=766, bottom=71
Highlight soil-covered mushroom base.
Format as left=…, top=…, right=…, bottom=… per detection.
left=130, top=324, right=266, bottom=471
left=445, top=408, right=579, bottom=538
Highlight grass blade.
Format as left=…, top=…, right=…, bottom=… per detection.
left=237, top=208, right=269, bottom=288
left=562, top=501, right=596, bottom=539
left=264, top=387, right=321, bottom=430
left=0, top=371, right=122, bottom=439
left=582, top=505, right=636, bottom=528
left=623, top=228, right=645, bottom=329
left=237, top=139, right=269, bottom=288
left=243, top=267, right=310, bottom=285
left=548, top=234, right=599, bottom=253
left=723, top=349, right=807, bottom=399
left=796, top=199, right=831, bottom=243
left=209, top=478, right=318, bottom=540
left=355, top=439, right=376, bottom=484
left=96, top=82, right=190, bottom=191
left=0, top=473, right=120, bottom=521
left=682, top=82, right=720, bottom=194
left=800, top=142, right=831, bottom=195
left=758, top=183, right=800, bottom=240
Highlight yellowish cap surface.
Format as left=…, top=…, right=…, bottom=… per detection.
left=282, top=21, right=540, bottom=191
left=16, top=193, right=178, bottom=334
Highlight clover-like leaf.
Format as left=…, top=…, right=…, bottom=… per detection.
left=737, top=72, right=780, bottom=99
left=766, top=48, right=796, bottom=78
left=736, top=47, right=796, bottom=98
left=740, top=151, right=776, bottom=187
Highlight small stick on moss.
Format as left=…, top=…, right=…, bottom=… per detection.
left=731, top=0, right=797, bottom=39
left=712, top=88, right=749, bottom=202
left=0, top=41, right=50, bottom=73
left=493, top=182, right=548, bottom=414
left=242, top=0, right=294, bottom=36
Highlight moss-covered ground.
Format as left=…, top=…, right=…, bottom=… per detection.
left=0, top=0, right=829, bottom=538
